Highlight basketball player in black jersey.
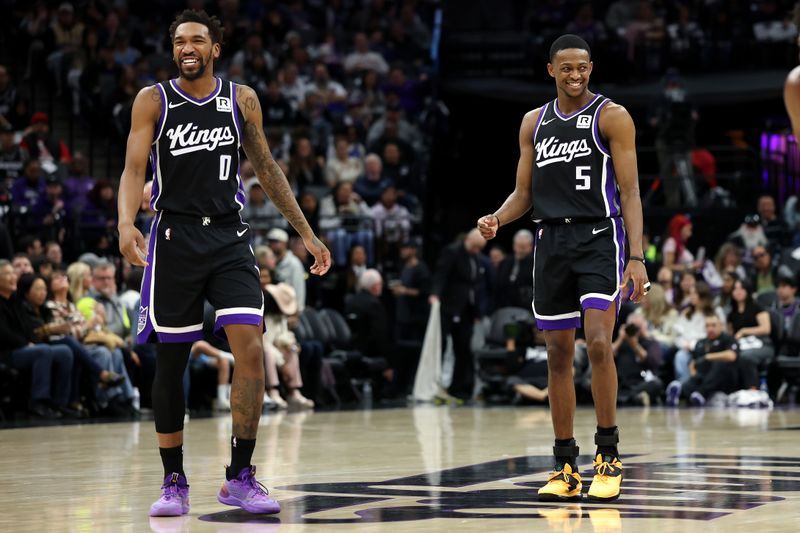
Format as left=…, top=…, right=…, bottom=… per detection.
left=784, top=9, right=800, bottom=139
left=478, top=34, right=648, bottom=502
left=117, top=10, right=331, bottom=516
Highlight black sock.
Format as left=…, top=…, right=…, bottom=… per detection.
left=554, top=438, right=578, bottom=470
left=596, top=425, right=619, bottom=458
left=159, top=445, right=184, bottom=477
left=227, top=436, right=256, bottom=480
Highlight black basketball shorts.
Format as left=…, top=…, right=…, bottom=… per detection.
left=136, top=211, right=263, bottom=344
left=532, top=217, right=625, bottom=330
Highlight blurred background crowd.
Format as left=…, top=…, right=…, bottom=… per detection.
left=2, top=0, right=800, bottom=423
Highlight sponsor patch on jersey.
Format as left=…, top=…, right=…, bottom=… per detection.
left=576, top=115, right=592, bottom=129
left=216, top=96, right=232, bottom=112
left=137, top=305, right=148, bottom=334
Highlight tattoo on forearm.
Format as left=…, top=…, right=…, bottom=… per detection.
left=231, top=375, right=263, bottom=439
left=242, top=121, right=312, bottom=237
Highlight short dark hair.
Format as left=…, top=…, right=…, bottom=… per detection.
left=169, top=9, right=224, bottom=45
left=549, top=34, right=591, bottom=62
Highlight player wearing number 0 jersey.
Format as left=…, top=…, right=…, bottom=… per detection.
left=476, top=34, right=649, bottom=504
left=117, top=9, right=330, bottom=519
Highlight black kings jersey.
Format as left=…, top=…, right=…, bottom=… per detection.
left=531, top=94, right=620, bottom=221
left=150, top=78, right=245, bottom=216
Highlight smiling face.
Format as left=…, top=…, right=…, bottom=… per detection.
left=548, top=48, right=592, bottom=99
left=172, top=22, right=220, bottom=81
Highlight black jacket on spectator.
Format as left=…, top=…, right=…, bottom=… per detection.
left=494, top=255, right=534, bottom=309
left=0, top=293, right=35, bottom=362
left=345, top=289, right=391, bottom=359
left=431, top=241, right=481, bottom=318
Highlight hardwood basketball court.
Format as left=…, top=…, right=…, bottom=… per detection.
left=2, top=406, right=799, bottom=532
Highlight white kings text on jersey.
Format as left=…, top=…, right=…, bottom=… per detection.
left=534, top=136, right=593, bottom=168
left=165, top=122, right=236, bottom=156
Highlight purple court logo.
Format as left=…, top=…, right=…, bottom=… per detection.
left=199, top=453, right=799, bottom=525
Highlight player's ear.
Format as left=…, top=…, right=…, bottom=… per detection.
left=213, top=42, right=221, bottom=60
left=547, top=63, right=554, bottom=78
left=588, top=61, right=593, bottom=75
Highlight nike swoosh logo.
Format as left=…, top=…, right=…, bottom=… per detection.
left=542, top=118, right=556, bottom=125
left=237, top=228, right=248, bottom=237
left=168, top=101, right=187, bottom=109
left=592, top=226, right=608, bottom=235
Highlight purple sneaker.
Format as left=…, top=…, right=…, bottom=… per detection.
left=666, top=380, right=682, bottom=407
left=149, top=473, right=190, bottom=517
left=218, top=466, right=281, bottom=514
left=690, top=391, right=706, bottom=407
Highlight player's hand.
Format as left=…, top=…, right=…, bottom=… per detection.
left=304, top=234, right=332, bottom=275
left=477, top=214, right=499, bottom=240
left=118, top=223, right=148, bottom=267
left=620, top=260, right=649, bottom=303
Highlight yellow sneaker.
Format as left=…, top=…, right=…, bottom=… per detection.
left=537, top=463, right=582, bottom=502
left=587, top=454, right=623, bottom=502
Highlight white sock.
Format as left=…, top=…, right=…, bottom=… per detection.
left=217, top=385, right=228, bottom=401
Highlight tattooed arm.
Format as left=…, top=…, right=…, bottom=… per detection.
left=236, top=84, right=332, bottom=275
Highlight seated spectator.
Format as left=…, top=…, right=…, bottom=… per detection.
left=44, top=241, right=66, bottom=270
left=267, top=228, right=307, bottom=312
left=279, top=61, right=308, bottom=111
left=494, top=229, right=534, bottom=310
left=81, top=178, right=117, bottom=229
left=189, top=340, right=233, bottom=411
left=66, top=260, right=92, bottom=302
left=241, top=178, right=286, bottom=236
left=774, top=273, right=800, bottom=333
left=319, top=181, right=374, bottom=266
left=288, top=136, right=326, bottom=192
left=367, top=103, right=420, bottom=152
left=382, top=65, right=422, bottom=116
left=354, top=153, right=393, bottom=206
left=12, top=252, right=34, bottom=277
left=11, top=159, right=46, bottom=212
left=344, top=32, right=389, bottom=75
left=307, top=62, right=347, bottom=105
left=381, top=141, right=419, bottom=199
left=19, top=112, right=71, bottom=174
left=757, top=194, right=790, bottom=249
left=630, top=283, right=678, bottom=349
left=662, top=214, right=699, bottom=273
left=231, top=33, right=276, bottom=81
left=260, top=79, right=295, bottom=128
left=370, top=185, right=411, bottom=265
left=656, top=265, right=675, bottom=304
left=728, top=214, right=768, bottom=257
left=673, top=281, right=726, bottom=383
left=612, top=317, right=664, bottom=406
left=298, top=191, right=320, bottom=234
left=344, top=269, right=393, bottom=392
left=0, top=124, right=26, bottom=182
left=749, top=245, right=777, bottom=295
left=488, top=245, right=506, bottom=271
left=713, top=242, right=747, bottom=281
left=349, top=69, right=386, bottom=121
left=45, top=270, right=134, bottom=414
left=728, top=278, right=773, bottom=388
left=0, top=260, right=73, bottom=419
left=715, top=270, right=738, bottom=315
left=325, top=136, right=364, bottom=186
left=30, top=175, right=70, bottom=240
left=63, top=152, right=94, bottom=210
left=673, top=270, right=696, bottom=310
left=666, top=313, right=740, bottom=407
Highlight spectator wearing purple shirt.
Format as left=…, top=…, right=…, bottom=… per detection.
left=63, top=152, right=94, bottom=210
left=11, top=159, right=46, bottom=211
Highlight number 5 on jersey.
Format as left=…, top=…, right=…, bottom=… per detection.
left=219, top=155, right=231, bottom=180
left=575, top=166, right=591, bottom=190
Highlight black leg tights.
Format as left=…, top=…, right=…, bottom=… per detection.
left=152, top=343, right=192, bottom=434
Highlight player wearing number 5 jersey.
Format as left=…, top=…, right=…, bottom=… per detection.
left=477, top=34, right=649, bottom=503
left=116, top=9, right=330, bottom=518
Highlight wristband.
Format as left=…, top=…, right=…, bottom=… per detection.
left=492, top=214, right=501, bottom=227
left=629, top=256, right=645, bottom=264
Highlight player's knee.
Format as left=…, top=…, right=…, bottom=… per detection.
left=586, top=337, right=612, bottom=364
left=547, top=346, right=573, bottom=375
left=233, top=339, right=263, bottom=368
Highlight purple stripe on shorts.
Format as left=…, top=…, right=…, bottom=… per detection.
left=214, top=314, right=265, bottom=340
left=614, top=216, right=626, bottom=308
left=582, top=297, right=615, bottom=312
left=157, top=330, right=205, bottom=343
left=536, top=316, right=582, bottom=331
left=136, top=212, right=162, bottom=344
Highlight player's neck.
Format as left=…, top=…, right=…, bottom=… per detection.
left=175, top=74, right=218, bottom=100
left=556, top=90, right=595, bottom=116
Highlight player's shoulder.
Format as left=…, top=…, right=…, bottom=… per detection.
left=233, top=82, right=257, bottom=101
left=133, top=83, right=163, bottom=117
left=599, top=100, right=634, bottom=128
left=786, top=65, right=800, bottom=85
